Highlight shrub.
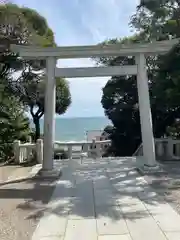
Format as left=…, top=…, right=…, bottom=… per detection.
left=0, top=94, right=31, bottom=162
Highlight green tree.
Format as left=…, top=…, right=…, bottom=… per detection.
left=0, top=4, right=71, bottom=141
left=101, top=64, right=141, bottom=156
left=14, top=73, right=71, bottom=140
left=0, top=3, right=62, bottom=162
left=0, top=3, right=56, bottom=100
left=131, top=0, right=180, bottom=137
left=0, top=3, right=55, bottom=47
left=0, top=3, right=55, bottom=79
left=131, top=0, right=180, bottom=40
left=96, top=0, right=180, bottom=155
left=94, top=36, right=143, bottom=156
left=0, top=3, right=56, bottom=93
left=0, top=84, right=31, bottom=162
left=98, top=33, right=180, bottom=156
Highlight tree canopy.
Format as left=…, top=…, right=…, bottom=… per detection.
left=0, top=3, right=71, bottom=141
left=98, top=1, right=180, bottom=156
left=0, top=3, right=71, bottom=161
left=14, top=73, right=71, bottom=140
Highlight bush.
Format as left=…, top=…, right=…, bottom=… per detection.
left=0, top=94, right=31, bottom=162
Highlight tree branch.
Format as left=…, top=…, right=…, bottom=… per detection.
left=38, top=111, right=44, bottom=118
left=30, top=105, right=35, bottom=117
left=33, top=106, right=44, bottom=119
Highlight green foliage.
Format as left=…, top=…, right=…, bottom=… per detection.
left=97, top=1, right=180, bottom=156
left=0, top=3, right=56, bottom=84
left=101, top=73, right=141, bottom=156
left=93, top=34, right=147, bottom=66
left=12, top=73, right=71, bottom=140
left=101, top=125, right=115, bottom=157
left=0, top=3, right=55, bottom=47
left=55, top=77, right=72, bottom=115
left=0, top=3, right=69, bottom=141
left=14, top=73, right=71, bottom=115
left=167, top=119, right=180, bottom=138
left=0, top=84, right=31, bottom=162
left=155, top=41, right=180, bottom=107
left=131, top=0, right=180, bottom=40
left=0, top=3, right=58, bottom=161
left=102, top=125, right=114, bottom=136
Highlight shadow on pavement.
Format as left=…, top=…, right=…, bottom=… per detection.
left=0, top=158, right=177, bottom=222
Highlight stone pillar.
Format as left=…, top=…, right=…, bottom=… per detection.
left=36, top=139, right=43, bottom=164
left=13, top=140, right=20, bottom=164
left=176, top=142, right=180, bottom=158
left=96, top=142, right=102, bottom=158
left=68, top=145, right=72, bottom=160
left=135, top=53, right=156, bottom=167
left=82, top=143, right=88, bottom=153
left=167, top=137, right=174, bottom=159
left=42, top=57, right=56, bottom=172
left=91, top=138, right=97, bottom=159
left=27, top=135, right=32, bottom=143
left=156, top=141, right=164, bottom=159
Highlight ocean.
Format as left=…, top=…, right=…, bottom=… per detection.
left=37, top=117, right=111, bottom=141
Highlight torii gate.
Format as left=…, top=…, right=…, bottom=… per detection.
left=11, top=39, right=179, bottom=176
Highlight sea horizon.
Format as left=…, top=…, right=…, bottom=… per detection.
left=30, top=116, right=111, bottom=141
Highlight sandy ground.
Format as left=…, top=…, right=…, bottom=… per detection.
left=0, top=165, right=56, bottom=240
left=144, top=161, right=180, bottom=214
left=0, top=165, right=24, bottom=182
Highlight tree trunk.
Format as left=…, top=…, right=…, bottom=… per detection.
left=33, top=117, right=40, bottom=141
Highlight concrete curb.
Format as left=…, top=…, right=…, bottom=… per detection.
left=0, top=164, right=40, bottom=186
left=0, top=164, right=60, bottom=186
left=0, top=176, right=35, bottom=186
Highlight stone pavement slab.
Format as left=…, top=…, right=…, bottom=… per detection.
left=71, top=180, right=94, bottom=200
left=144, top=199, right=180, bottom=232
left=64, top=219, right=97, bottom=240
left=165, top=232, right=180, bottom=240
left=117, top=195, right=145, bottom=208
left=38, top=237, right=63, bottom=240
left=68, top=200, right=95, bottom=219
left=31, top=213, right=67, bottom=239
left=94, top=189, right=120, bottom=206
left=96, top=205, right=128, bottom=235
left=125, top=215, right=167, bottom=240
left=98, top=235, right=132, bottom=240
left=30, top=157, right=180, bottom=240
left=31, top=163, right=73, bottom=240
left=93, top=176, right=112, bottom=190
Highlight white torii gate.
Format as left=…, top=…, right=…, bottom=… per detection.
left=11, top=39, right=179, bottom=176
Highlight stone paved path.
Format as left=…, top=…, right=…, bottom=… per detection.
left=32, top=157, right=180, bottom=240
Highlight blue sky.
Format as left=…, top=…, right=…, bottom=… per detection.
left=14, top=0, right=138, bottom=118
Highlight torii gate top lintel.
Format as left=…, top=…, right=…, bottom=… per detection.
left=10, top=38, right=179, bottom=59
